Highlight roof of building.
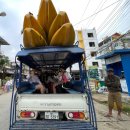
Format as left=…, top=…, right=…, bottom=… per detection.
left=0, top=36, right=9, bottom=45
left=96, top=31, right=130, bottom=59
left=96, top=49, right=130, bottom=59
left=98, top=33, right=121, bottom=47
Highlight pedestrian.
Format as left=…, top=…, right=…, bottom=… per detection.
left=5, top=80, right=11, bottom=92
left=104, top=68, right=122, bottom=120
left=46, top=72, right=62, bottom=93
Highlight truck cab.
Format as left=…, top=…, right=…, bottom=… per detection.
left=9, top=46, right=97, bottom=130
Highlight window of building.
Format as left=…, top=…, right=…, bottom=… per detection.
left=88, top=33, right=94, bottom=37
left=89, top=42, right=95, bottom=47
left=91, top=51, right=97, bottom=57
left=92, top=62, right=99, bottom=66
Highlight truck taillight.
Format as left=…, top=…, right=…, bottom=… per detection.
left=68, top=112, right=85, bottom=119
left=20, top=111, right=35, bottom=118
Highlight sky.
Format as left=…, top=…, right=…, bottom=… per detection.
left=0, top=0, right=130, bottom=61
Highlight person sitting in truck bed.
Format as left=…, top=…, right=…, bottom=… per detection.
left=28, top=69, right=46, bottom=94
left=51, top=68, right=72, bottom=93
left=46, top=73, right=62, bottom=93
left=60, top=68, right=73, bottom=88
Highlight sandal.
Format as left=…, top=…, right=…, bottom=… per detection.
left=117, top=115, right=123, bottom=121
left=104, top=114, right=113, bottom=117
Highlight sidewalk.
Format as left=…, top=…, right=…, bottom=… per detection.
left=93, top=93, right=108, bottom=103
left=93, top=92, right=130, bottom=104
left=0, top=88, right=9, bottom=95
left=93, top=92, right=130, bottom=115
left=0, top=88, right=5, bottom=95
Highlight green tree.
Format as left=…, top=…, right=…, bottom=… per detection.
left=0, top=55, right=10, bottom=86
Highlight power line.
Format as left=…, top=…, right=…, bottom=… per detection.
left=97, top=0, right=127, bottom=34
left=86, top=0, right=104, bottom=27
left=97, top=31, right=130, bottom=56
left=96, top=0, right=122, bottom=32
left=74, top=0, right=121, bottom=26
left=98, top=0, right=130, bottom=38
left=78, top=0, right=91, bottom=29
left=121, top=24, right=130, bottom=33
left=97, top=0, right=130, bottom=38
left=106, top=15, right=130, bottom=37
left=80, top=0, right=91, bottom=19
left=105, top=6, right=130, bottom=36
left=87, top=0, right=107, bottom=28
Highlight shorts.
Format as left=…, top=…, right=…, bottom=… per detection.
left=63, top=82, right=73, bottom=89
left=31, top=82, right=39, bottom=89
left=108, top=92, right=122, bottom=110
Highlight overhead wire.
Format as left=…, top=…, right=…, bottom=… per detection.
left=96, top=0, right=122, bottom=33
left=105, top=5, right=130, bottom=36
left=80, top=0, right=91, bottom=19
left=97, top=0, right=130, bottom=39
left=104, top=0, right=130, bottom=33
left=78, top=0, right=91, bottom=29
left=98, top=12, right=129, bottom=38
left=122, top=24, right=130, bottom=33
left=98, top=0, right=130, bottom=38
left=74, top=0, right=121, bottom=26
left=87, top=0, right=107, bottom=28
left=97, top=31, right=130, bottom=58
left=97, top=0, right=127, bottom=35
left=109, top=18, right=130, bottom=36
left=86, top=0, right=104, bottom=27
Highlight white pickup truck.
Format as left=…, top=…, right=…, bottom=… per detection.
left=9, top=46, right=97, bottom=130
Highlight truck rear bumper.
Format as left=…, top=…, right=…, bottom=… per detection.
left=9, top=120, right=97, bottom=130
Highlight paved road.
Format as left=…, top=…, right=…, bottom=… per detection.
left=0, top=92, right=130, bottom=130
left=0, top=92, right=11, bottom=130
left=95, top=101, right=130, bottom=130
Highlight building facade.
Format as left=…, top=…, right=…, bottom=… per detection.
left=97, top=31, right=130, bottom=95
left=74, top=28, right=105, bottom=79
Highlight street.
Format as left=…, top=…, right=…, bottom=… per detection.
left=0, top=92, right=130, bottom=130
left=94, top=100, right=130, bottom=130
left=0, top=92, right=11, bottom=130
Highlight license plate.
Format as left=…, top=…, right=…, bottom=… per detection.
left=45, top=112, right=59, bottom=119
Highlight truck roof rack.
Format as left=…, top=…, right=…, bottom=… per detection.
left=16, top=46, right=85, bottom=70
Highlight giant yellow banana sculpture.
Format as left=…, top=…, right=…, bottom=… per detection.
left=23, top=0, right=75, bottom=48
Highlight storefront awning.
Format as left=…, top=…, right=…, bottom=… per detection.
left=96, top=49, right=130, bottom=59
left=0, top=36, right=9, bottom=45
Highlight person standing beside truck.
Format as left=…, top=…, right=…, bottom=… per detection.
left=105, top=68, right=122, bottom=120
left=28, top=69, right=46, bottom=94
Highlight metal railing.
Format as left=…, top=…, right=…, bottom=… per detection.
left=97, top=31, right=130, bottom=57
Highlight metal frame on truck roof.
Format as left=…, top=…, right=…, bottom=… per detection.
left=16, top=46, right=85, bottom=70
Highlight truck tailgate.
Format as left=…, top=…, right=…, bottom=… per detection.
left=17, top=94, right=87, bottom=112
